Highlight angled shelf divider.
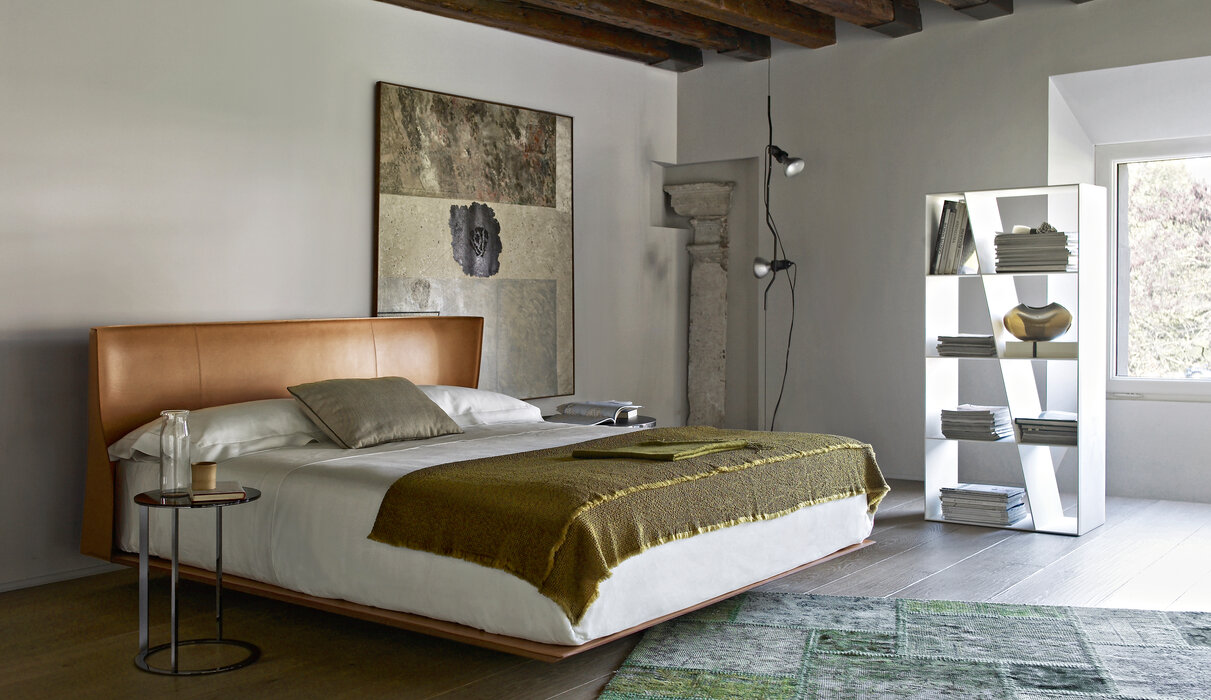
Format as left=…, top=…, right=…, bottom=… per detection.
left=924, top=184, right=1106, bottom=536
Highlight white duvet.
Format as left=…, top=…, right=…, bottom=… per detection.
left=117, top=421, right=874, bottom=645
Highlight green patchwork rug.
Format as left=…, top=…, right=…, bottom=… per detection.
left=599, top=593, right=1211, bottom=699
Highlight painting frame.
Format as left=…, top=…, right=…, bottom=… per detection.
left=373, top=81, right=574, bottom=400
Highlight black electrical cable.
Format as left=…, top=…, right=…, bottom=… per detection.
left=763, top=67, right=797, bottom=432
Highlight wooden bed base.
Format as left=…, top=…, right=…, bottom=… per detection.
left=84, top=317, right=874, bottom=662
left=112, top=540, right=872, bottom=662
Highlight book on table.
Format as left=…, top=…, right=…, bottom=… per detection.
left=189, top=481, right=247, bottom=503
left=552, top=400, right=642, bottom=425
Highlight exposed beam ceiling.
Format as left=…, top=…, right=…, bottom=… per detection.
left=377, top=0, right=1092, bottom=71
left=523, top=0, right=771, bottom=60
left=643, top=0, right=836, bottom=49
left=378, top=0, right=703, bottom=71
left=790, top=0, right=921, bottom=37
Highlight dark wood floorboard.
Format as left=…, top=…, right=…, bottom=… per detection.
left=4, top=478, right=1210, bottom=699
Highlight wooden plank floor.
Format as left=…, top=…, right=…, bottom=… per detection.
left=4, top=478, right=1211, bottom=699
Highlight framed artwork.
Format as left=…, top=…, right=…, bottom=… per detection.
left=374, top=82, right=574, bottom=399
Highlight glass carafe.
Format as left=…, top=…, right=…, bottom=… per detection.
left=159, top=410, right=191, bottom=497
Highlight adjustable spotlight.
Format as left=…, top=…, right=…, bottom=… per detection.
left=753, top=256, right=794, bottom=279
left=767, top=145, right=805, bottom=177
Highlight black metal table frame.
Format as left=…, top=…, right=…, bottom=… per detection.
left=135, top=488, right=262, bottom=675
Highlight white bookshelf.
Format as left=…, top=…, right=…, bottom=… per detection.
left=924, top=185, right=1106, bottom=536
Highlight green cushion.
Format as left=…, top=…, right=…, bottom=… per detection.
left=287, top=376, right=462, bottom=449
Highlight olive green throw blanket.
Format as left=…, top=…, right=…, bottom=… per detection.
left=571, top=438, right=750, bottom=461
left=368, top=427, right=888, bottom=624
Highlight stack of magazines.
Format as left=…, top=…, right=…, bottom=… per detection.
left=995, top=223, right=1077, bottom=272
left=936, top=334, right=996, bottom=357
left=941, top=404, right=1014, bottom=440
left=552, top=400, right=641, bottom=425
left=940, top=483, right=1028, bottom=526
left=1015, top=410, right=1078, bottom=445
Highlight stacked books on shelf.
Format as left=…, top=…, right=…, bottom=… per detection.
left=994, top=223, right=1077, bottom=272
left=940, top=404, right=1014, bottom=441
left=929, top=200, right=977, bottom=275
left=552, top=400, right=642, bottom=425
left=189, top=481, right=247, bottom=503
left=940, top=483, right=1028, bottom=526
left=1015, top=410, right=1078, bottom=445
left=936, top=334, right=996, bottom=357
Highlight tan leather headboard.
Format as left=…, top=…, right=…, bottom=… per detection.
left=81, top=316, right=484, bottom=560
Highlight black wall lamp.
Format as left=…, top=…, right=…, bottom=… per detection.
left=752, top=256, right=793, bottom=279
left=767, top=145, right=805, bottom=178
left=754, top=70, right=802, bottom=431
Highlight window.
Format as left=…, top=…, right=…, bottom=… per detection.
left=1102, top=140, right=1211, bottom=399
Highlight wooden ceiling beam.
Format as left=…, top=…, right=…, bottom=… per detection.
left=789, top=0, right=921, bottom=37
left=376, top=0, right=703, bottom=71
left=523, top=0, right=770, bottom=61
left=935, top=0, right=1012, bottom=20
left=876, top=0, right=923, bottom=37
left=643, top=0, right=837, bottom=49
left=793, top=0, right=895, bottom=25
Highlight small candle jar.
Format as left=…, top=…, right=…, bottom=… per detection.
left=191, top=461, right=218, bottom=490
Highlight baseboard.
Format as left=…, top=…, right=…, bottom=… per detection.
left=0, top=561, right=124, bottom=593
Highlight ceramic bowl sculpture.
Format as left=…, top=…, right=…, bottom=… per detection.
left=1003, top=302, right=1072, bottom=341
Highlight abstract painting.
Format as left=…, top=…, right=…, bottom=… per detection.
left=374, top=82, right=573, bottom=398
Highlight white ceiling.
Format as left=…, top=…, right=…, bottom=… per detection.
left=1052, top=54, right=1211, bottom=145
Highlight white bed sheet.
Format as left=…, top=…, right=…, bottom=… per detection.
left=116, top=421, right=874, bottom=645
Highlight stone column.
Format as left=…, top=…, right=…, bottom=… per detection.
left=664, top=182, right=734, bottom=427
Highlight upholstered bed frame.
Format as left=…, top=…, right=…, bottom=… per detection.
left=81, top=316, right=869, bottom=661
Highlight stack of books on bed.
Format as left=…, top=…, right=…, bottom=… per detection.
left=940, top=404, right=1014, bottom=441
left=1015, top=410, right=1078, bottom=445
left=936, top=334, right=997, bottom=357
left=994, top=224, right=1077, bottom=272
left=940, top=483, right=1028, bottom=526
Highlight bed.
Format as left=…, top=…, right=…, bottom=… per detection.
left=82, top=317, right=883, bottom=661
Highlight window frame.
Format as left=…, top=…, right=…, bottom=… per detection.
left=1094, top=136, right=1211, bottom=402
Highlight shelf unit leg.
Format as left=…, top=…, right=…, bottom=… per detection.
left=216, top=507, right=223, bottom=640
left=138, top=505, right=148, bottom=654
left=171, top=509, right=179, bottom=673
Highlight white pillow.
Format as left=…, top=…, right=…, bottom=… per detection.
left=108, top=398, right=326, bottom=463
left=418, top=385, right=542, bottom=427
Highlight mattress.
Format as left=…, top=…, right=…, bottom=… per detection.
left=116, top=421, right=874, bottom=645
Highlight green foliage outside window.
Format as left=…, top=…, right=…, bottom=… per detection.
left=1125, top=158, right=1211, bottom=378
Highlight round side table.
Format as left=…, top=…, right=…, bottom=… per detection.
left=612, top=415, right=657, bottom=429
left=134, top=488, right=262, bottom=675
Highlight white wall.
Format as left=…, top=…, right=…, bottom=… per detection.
left=677, top=0, right=1211, bottom=497
left=0, top=0, right=677, bottom=590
